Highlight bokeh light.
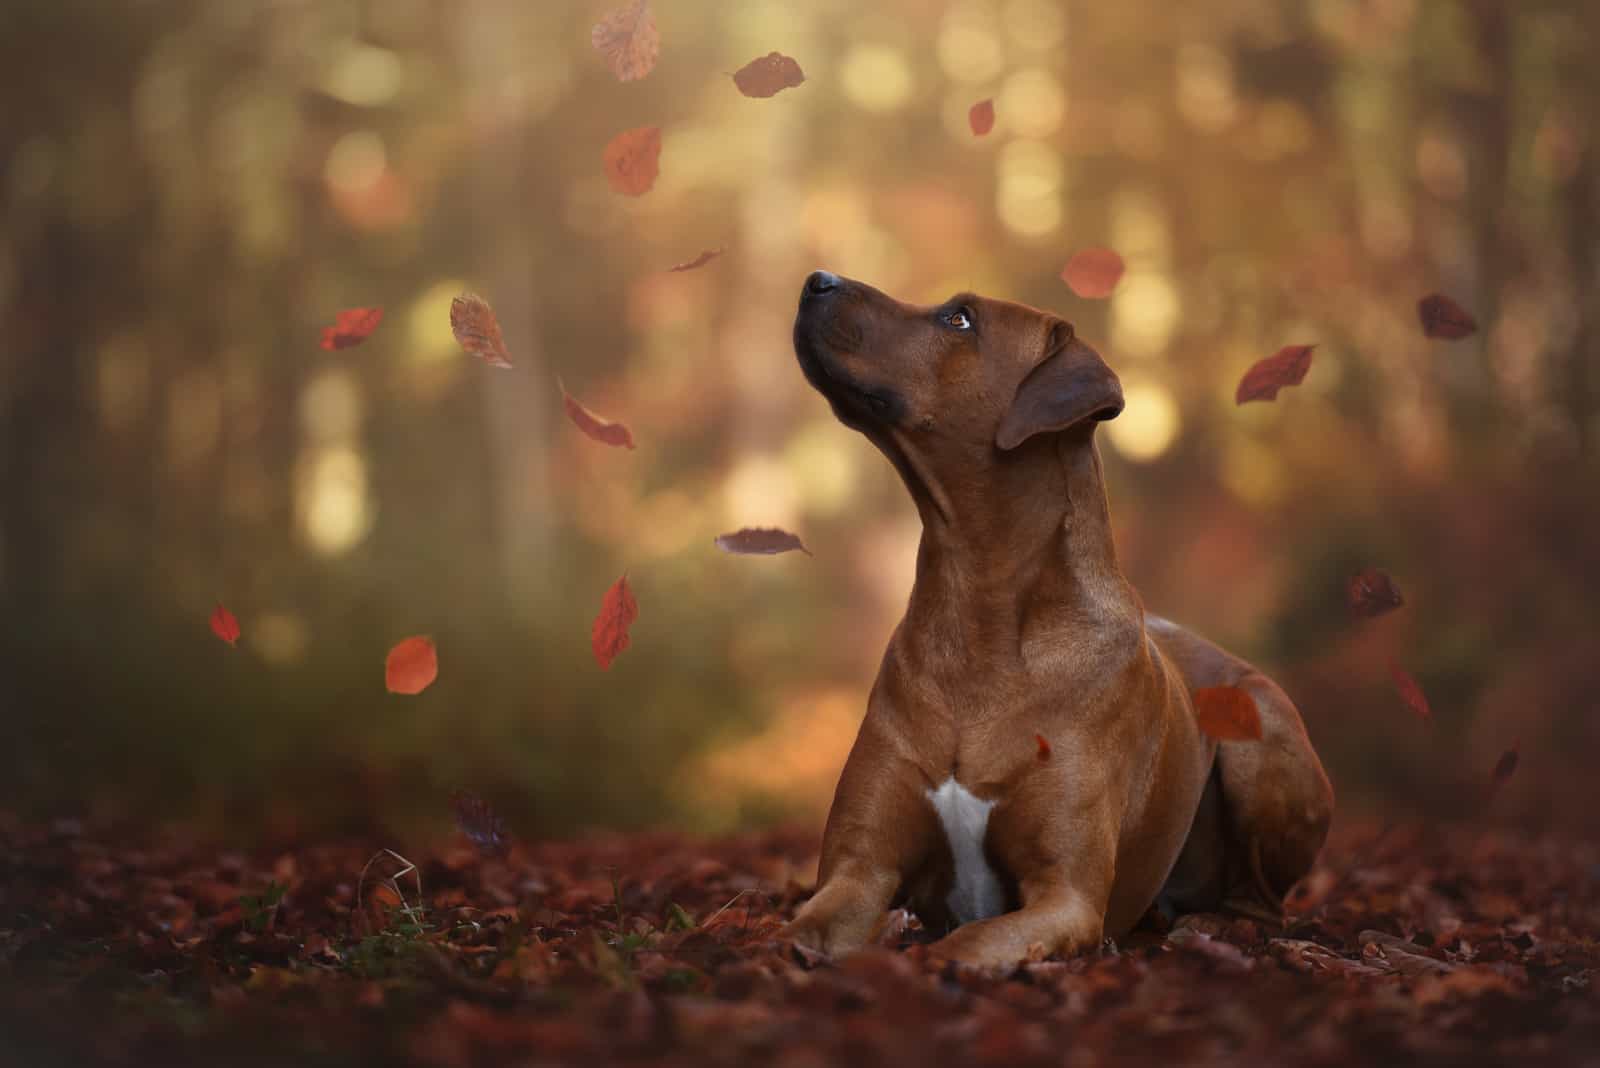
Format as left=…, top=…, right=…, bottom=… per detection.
left=1105, top=378, right=1180, bottom=462
left=996, top=138, right=1063, bottom=236
left=840, top=44, right=915, bottom=113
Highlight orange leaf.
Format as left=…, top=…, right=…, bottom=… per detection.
left=1388, top=661, right=1431, bottom=723
left=602, top=126, right=661, bottom=196
left=450, top=294, right=513, bottom=368
left=1035, top=733, right=1052, bottom=761
left=668, top=247, right=726, bottom=273
left=209, top=603, right=240, bottom=646
left=969, top=98, right=995, bottom=137
left=319, top=307, right=383, bottom=351
left=560, top=379, right=635, bottom=449
left=733, top=52, right=805, bottom=98
left=714, top=527, right=810, bottom=556
left=1060, top=248, right=1125, bottom=299
left=590, top=0, right=658, bottom=83
left=385, top=636, right=438, bottom=695
left=592, top=575, right=638, bottom=670
left=1418, top=293, right=1478, bottom=340
left=1235, top=344, right=1315, bottom=404
left=1346, top=567, right=1404, bottom=619
left=1193, top=686, right=1262, bottom=741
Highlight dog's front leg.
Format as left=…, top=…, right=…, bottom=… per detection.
left=925, top=881, right=1107, bottom=969
left=785, top=716, right=940, bottom=958
left=928, top=798, right=1118, bottom=969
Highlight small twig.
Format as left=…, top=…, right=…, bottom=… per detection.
left=702, top=888, right=761, bottom=930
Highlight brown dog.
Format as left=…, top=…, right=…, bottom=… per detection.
left=785, top=271, right=1334, bottom=968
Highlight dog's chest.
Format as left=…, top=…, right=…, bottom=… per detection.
left=924, top=778, right=1006, bottom=925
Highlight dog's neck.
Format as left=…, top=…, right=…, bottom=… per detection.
left=889, top=427, right=1142, bottom=679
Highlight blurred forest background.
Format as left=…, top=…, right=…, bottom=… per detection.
left=1, top=0, right=1596, bottom=844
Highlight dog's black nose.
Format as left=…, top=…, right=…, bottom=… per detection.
left=803, top=270, right=840, bottom=297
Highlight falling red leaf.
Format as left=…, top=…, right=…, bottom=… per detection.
left=1346, top=568, right=1405, bottom=619
left=559, top=379, right=635, bottom=450
left=1193, top=686, right=1263, bottom=741
left=668, top=248, right=726, bottom=273
left=1235, top=344, right=1316, bottom=405
left=1035, top=734, right=1052, bottom=761
left=590, top=0, right=658, bottom=83
left=209, top=603, right=240, bottom=646
left=714, top=527, right=811, bottom=557
left=1489, top=741, right=1520, bottom=796
left=1060, top=248, right=1125, bottom=300
left=733, top=52, right=805, bottom=98
left=450, top=791, right=509, bottom=857
left=385, top=636, right=438, bottom=695
left=450, top=294, right=513, bottom=368
left=319, top=307, right=383, bottom=351
left=969, top=99, right=995, bottom=137
left=602, top=126, right=662, bottom=197
left=1388, top=661, right=1431, bottom=723
left=592, top=575, right=638, bottom=670
left=1418, top=293, right=1478, bottom=340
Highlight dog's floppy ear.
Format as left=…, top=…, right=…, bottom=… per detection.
left=996, top=324, right=1124, bottom=450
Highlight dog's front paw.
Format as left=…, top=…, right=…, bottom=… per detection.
left=780, top=917, right=836, bottom=966
left=925, top=928, right=1042, bottom=972
left=783, top=895, right=879, bottom=960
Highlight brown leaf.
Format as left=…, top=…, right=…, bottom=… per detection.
left=602, top=126, right=662, bottom=196
left=733, top=52, right=805, bottom=98
left=713, top=527, right=810, bottom=556
left=592, top=575, right=638, bottom=670
left=1418, top=293, right=1478, bottom=340
left=560, top=379, right=635, bottom=449
left=1193, top=685, right=1263, bottom=741
left=385, top=636, right=438, bottom=695
left=450, top=293, right=513, bottom=368
left=968, top=98, right=995, bottom=137
left=1388, top=661, right=1431, bottom=722
left=590, top=0, right=658, bottom=83
left=1168, top=928, right=1253, bottom=971
left=319, top=307, right=383, bottom=351
left=450, top=791, right=508, bottom=857
left=209, top=603, right=240, bottom=646
left=1346, top=567, right=1404, bottom=619
left=668, top=247, right=726, bottom=273
left=1060, top=248, right=1125, bottom=299
left=1358, top=930, right=1455, bottom=976
left=1235, top=344, right=1315, bottom=404
left=1035, top=734, right=1052, bottom=761
left=1490, top=741, right=1520, bottom=795
left=872, top=908, right=915, bottom=947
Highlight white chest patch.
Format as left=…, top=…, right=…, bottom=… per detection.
left=925, top=778, right=1006, bottom=925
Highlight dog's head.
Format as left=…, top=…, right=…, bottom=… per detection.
left=793, top=271, right=1123, bottom=490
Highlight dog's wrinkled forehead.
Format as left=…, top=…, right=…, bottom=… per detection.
left=964, top=292, right=1067, bottom=362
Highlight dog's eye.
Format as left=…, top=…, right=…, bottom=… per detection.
left=945, top=309, right=973, bottom=331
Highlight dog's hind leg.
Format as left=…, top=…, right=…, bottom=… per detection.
left=1213, top=671, right=1334, bottom=920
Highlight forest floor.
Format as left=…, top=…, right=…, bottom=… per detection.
left=1, top=815, right=1597, bottom=1067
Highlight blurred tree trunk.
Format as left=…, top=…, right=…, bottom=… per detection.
left=1560, top=8, right=1599, bottom=457
left=458, top=0, right=551, bottom=607
left=1460, top=0, right=1513, bottom=436
left=1, top=217, right=83, bottom=619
